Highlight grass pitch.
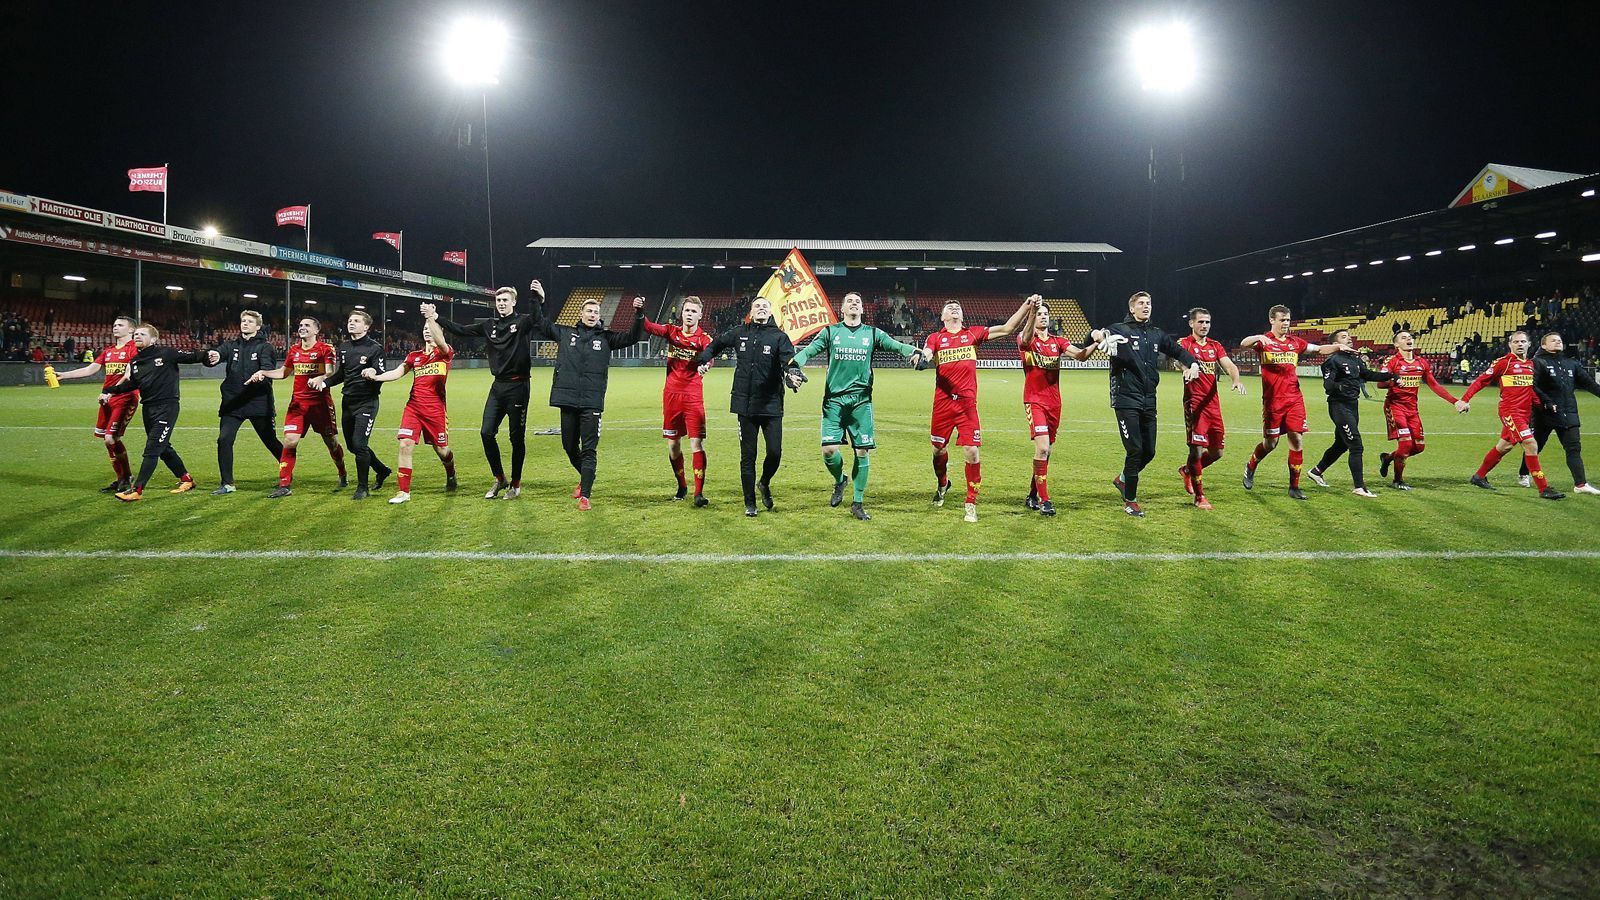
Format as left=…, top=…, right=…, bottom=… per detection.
left=2, top=367, right=1597, bottom=895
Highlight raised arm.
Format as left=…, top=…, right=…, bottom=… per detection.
left=791, top=327, right=831, bottom=368
left=873, top=328, right=921, bottom=363
left=1016, top=294, right=1042, bottom=345
left=437, top=315, right=486, bottom=339
left=641, top=317, right=671, bottom=338
left=986, top=297, right=1037, bottom=341
left=53, top=360, right=104, bottom=381
left=608, top=298, right=647, bottom=350
left=425, top=315, right=450, bottom=354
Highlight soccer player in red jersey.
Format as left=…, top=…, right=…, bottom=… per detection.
left=51, top=315, right=140, bottom=493
left=1463, top=329, right=1564, bottom=499
left=642, top=295, right=714, bottom=506
left=1176, top=307, right=1245, bottom=509
left=925, top=296, right=1036, bottom=522
left=1238, top=305, right=1336, bottom=500
left=1015, top=295, right=1090, bottom=516
left=248, top=316, right=348, bottom=497
left=364, top=309, right=458, bottom=504
left=1376, top=330, right=1469, bottom=489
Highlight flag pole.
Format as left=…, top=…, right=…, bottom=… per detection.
left=305, top=204, right=311, bottom=253
left=162, top=162, right=169, bottom=239
left=398, top=230, right=404, bottom=275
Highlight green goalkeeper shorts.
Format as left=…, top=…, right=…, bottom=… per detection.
left=821, top=395, right=875, bottom=450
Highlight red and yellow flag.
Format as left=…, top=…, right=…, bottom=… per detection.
left=757, top=248, right=836, bottom=343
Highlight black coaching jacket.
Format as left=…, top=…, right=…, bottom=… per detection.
left=532, top=308, right=644, bottom=411
left=694, top=319, right=797, bottom=417
left=1531, top=349, right=1600, bottom=429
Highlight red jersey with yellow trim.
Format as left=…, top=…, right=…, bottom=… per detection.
left=1462, top=352, right=1537, bottom=419
left=404, top=346, right=453, bottom=412
left=1178, top=335, right=1230, bottom=413
left=642, top=319, right=712, bottom=394
left=1256, top=333, right=1310, bottom=402
left=1018, top=333, right=1074, bottom=407
left=94, top=340, right=138, bottom=391
left=925, top=325, right=990, bottom=400
left=285, top=341, right=336, bottom=402
left=1380, top=353, right=1457, bottom=410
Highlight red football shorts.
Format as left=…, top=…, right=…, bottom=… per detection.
left=1385, top=405, right=1424, bottom=443
left=1023, top=402, right=1061, bottom=444
left=1262, top=392, right=1309, bottom=436
left=95, top=393, right=138, bottom=438
left=662, top=391, right=706, bottom=441
left=284, top=396, right=337, bottom=437
left=1185, top=401, right=1226, bottom=448
left=399, top=403, right=449, bottom=447
left=930, top=394, right=981, bottom=448
left=1499, top=412, right=1533, bottom=444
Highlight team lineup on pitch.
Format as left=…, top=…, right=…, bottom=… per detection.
left=44, top=283, right=1599, bottom=520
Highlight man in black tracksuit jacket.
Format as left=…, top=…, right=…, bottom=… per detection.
left=313, top=310, right=392, bottom=500
left=203, top=310, right=283, bottom=493
left=1084, top=291, right=1199, bottom=515
left=101, top=323, right=203, bottom=500
left=693, top=297, right=798, bottom=517
left=437, top=284, right=539, bottom=498
left=1308, top=330, right=1394, bottom=494
left=529, top=291, right=646, bottom=505
left=1518, top=333, right=1600, bottom=493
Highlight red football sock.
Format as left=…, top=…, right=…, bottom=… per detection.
left=1032, top=458, right=1050, bottom=502
left=442, top=453, right=456, bottom=478
left=397, top=466, right=413, bottom=492
left=278, top=445, right=297, bottom=487
left=1249, top=442, right=1270, bottom=469
left=330, top=442, right=347, bottom=478
left=1288, top=449, right=1304, bottom=488
left=671, top=453, right=686, bottom=489
left=113, top=439, right=130, bottom=481
left=1525, top=454, right=1549, bottom=491
left=692, top=450, right=706, bottom=495
left=1391, top=439, right=1413, bottom=480
left=965, top=462, right=981, bottom=504
left=106, top=443, right=125, bottom=481
left=933, top=453, right=949, bottom=487
left=1476, top=447, right=1507, bottom=478
left=1200, top=448, right=1222, bottom=469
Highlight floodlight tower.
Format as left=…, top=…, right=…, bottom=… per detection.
left=1129, top=21, right=1197, bottom=288
left=442, top=15, right=510, bottom=288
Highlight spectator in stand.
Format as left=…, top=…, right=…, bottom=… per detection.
left=30, top=345, right=46, bottom=364
left=44, top=309, right=55, bottom=335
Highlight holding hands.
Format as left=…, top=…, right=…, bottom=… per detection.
left=528, top=279, right=545, bottom=300
left=419, top=303, right=439, bottom=322
left=206, top=350, right=221, bottom=365
left=360, top=367, right=379, bottom=381
left=1454, top=399, right=1470, bottom=413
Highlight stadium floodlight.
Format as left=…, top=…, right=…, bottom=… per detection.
left=712, top=263, right=726, bottom=269
left=1583, top=253, right=1600, bottom=262
left=1425, top=250, right=1443, bottom=256
left=1301, top=271, right=1313, bottom=276
left=1248, top=280, right=1260, bottom=285
left=1584, top=189, right=1596, bottom=198
left=1344, top=263, right=1358, bottom=269
left=1283, top=274, right=1295, bottom=280
left=354, top=305, right=366, bottom=310
left=649, top=264, right=664, bottom=269
left=1536, top=231, right=1557, bottom=239
left=863, top=265, right=878, bottom=270
left=953, top=266, right=968, bottom=271
left=922, top=266, right=936, bottom=271
left=200, top=224, right=219, bottom=238
left=395, top=308, right=407, bottom=314
left=1046, top=268, right=1059, bottom=272
left=1265, top=277, right=1276, bottom=282
left=556, top=263, right=571, bottom=268
left=1494, top=237, right=1514, bottom=245
left=1014, top=267, right=1028, bottom=272
left=1131, top=21, right=1197, bottom=93
left=588, top=264, right=602, bottom=268
left=895, top=266, right=909, bottom=271
left=165, top=285, right=183, bottom=291
left=984, top=267, right=999, bottom=272
left=62, top=274, right=86, bottom=282
left=1458, top=244, right=1476, bottom=251
left=618, top=263, right=633, bottom=268
left=1395, top=255, right=1412, bottom=261
left=1369, top=260, right=1383, bottom=265
left=1322, top=267, right=1335, bottom=272
left=243, top=293, right=258, bottom=299
left=303, top=299, right=318, bottom=305
left=739, top=265, right=753, bottom=269
left=1075, top=268, right=1089, bottom=273
left=681, top=264, right=694, bottom=269
left=442, top=16, right=510, bottom=86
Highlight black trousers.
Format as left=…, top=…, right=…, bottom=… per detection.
left=341, top=399, right=390, bottom=488
left=216, top=412, right=283, bottom=485
left=482, top=380, right=530, bottom=484
left=1114, top=407, right=1158, bottom=501
left=1315, top=399, right=1366, bottom=489
left=1519, top=421, right=1586, bottom=486
left=559, top=406, right=602, bottom=497
left=134, top=401, right=188, bottom=490
left=737, top=414, right=783, bottom=505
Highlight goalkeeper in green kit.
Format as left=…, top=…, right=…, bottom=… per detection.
left=786, top=291, right=925, bottom=520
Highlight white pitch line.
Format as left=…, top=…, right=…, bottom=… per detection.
left=1, top=548, right=1597, bottom=565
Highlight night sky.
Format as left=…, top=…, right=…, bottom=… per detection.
left=5, top=0, right=1596, bottom=287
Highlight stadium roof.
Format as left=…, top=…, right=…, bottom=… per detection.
left=1181, top=170, right=1600, bottom=278
left=1448, top=163, right=1585, bottom=208
left=528, top=238, right=1119, bottom=254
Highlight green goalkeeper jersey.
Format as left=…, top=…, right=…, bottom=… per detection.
left=791, top=322, right=918, bottom=401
